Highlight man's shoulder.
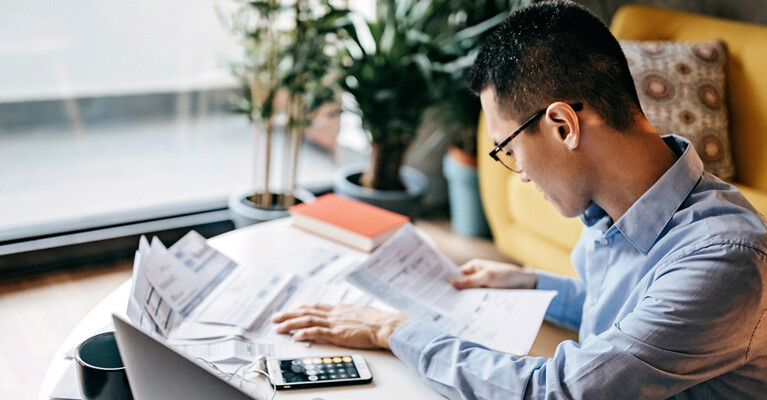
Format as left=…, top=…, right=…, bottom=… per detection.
left=646, top=175, right=767, bottom=272
left=675, top=174, right=767, bottom=246
left=641, top=177, right=767, bottom=321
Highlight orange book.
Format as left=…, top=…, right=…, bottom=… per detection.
left=288, top=194, right=410, bottom=252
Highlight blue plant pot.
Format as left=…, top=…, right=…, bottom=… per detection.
left=443, top=153, right=490, bottom=238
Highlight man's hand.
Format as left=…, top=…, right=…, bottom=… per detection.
left=272, top=303, right=410, bottom=350
left=450, top=259, right=538, bottom=290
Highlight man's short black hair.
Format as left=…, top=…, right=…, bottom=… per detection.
left=468, top=0, right=642, bottom=131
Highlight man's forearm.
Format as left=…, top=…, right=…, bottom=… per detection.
left=389, top=319, right=548, bottom=399
left=535, top=271, right=585, bottom=330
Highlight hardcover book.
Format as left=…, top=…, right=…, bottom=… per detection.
left=288, top=194, right=409, bottom=252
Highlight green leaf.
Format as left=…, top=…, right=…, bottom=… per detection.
left=453, top=13, right=506, bottom=42
left=379, top=20, right=396, bottom=56
left=407, top=0, right=434, bottom=26
left=247, top=1, right=280, bottom=15
left=411, top=53, right=433, bottom=84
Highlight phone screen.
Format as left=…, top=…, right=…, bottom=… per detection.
left=268, top=355, right=372, bottom=389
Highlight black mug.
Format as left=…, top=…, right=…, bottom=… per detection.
left=75, top=331, right=134, bottom=400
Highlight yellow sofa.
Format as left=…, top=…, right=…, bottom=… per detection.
left=477, top=5, right=767, bottom=277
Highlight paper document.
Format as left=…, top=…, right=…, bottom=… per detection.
left=127, top=236, right=182, bottom=335
left=283, top=254, right=380, bottom=310
left=169, top=337, right=303, bottom=363
left=145, top=231, right=238, bottom=317
left=126, top=231, right=369, bottom=364
left=345, top=224, right=556, bottom=355
left=190, top=269, right=298, bottom=331
left=129, top=231, right=295, bottom=336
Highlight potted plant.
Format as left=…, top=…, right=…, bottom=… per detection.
left=331, top=0, right=453, bottom=217
left=223, top=0, right=351, bottom=227
left=331, top=0, right=517, bottom=219
left=431, top=0, right=534, bottom=236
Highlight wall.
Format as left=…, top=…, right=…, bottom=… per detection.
left=576, top=0, right=767, bottom=26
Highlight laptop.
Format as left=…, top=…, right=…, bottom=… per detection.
left=112, top=314, right=261, bottom=400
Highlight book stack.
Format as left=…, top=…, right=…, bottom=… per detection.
left=288, top=194, right=410, bottom=252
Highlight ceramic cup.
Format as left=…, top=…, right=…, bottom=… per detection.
left=75, top=331, right=133, bottom=400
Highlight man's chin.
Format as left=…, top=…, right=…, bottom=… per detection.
left=552, top=201, right=585, bottom=219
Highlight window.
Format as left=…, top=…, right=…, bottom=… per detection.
left=0, top=0, right=359, bottom=275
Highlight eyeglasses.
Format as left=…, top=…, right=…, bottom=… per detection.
left=489, top=103, right=583, bottom=173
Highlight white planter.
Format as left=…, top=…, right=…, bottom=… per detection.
left=228, top=188, right=315, bottom=229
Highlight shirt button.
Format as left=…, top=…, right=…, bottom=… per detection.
left=599, top=237, right=608, bottom=245
left=587, top=297, right=596, bottom=307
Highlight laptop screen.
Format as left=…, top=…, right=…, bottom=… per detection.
left=112, top=314, right=262, bottom=400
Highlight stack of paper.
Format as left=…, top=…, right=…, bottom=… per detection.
left=127, top=226, right=556, bottom=360
left=126, top=232, right=309, bottom=362
left=128, top=231, right=293, bottom=336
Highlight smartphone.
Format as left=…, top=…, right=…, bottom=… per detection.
left=266, top=354, right=373, bottom=390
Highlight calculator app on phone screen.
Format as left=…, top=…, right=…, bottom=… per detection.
left=266, top=354, right=372, bottom=390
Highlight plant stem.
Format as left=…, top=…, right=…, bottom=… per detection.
left=360, top=143, right=406, bottom=191
left=262, top=119, right=273, bottom=208
left=286, top=94, right=304, bottom=207
left=259, top=0, right=279, bottom=209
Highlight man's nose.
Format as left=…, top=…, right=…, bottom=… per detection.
left=519, top=171, right=531, bottom=183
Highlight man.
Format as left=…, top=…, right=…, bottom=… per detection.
left=272, top=1, right=767, bottom=398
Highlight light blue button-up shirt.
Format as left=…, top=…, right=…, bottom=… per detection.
left=390, top=135, right=767, bottom=399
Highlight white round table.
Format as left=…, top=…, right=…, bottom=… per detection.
left=39, top=217, right=576, bottom=399
left=38, top=218, right=442, bottom=399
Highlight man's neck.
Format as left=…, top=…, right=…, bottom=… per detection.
left=589, top=119, right=678, bottom=223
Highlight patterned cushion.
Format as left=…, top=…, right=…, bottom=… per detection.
left=620, top=40, right=734, bottom=180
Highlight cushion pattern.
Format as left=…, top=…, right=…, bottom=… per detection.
left=621, top=40, right=735, bottom=180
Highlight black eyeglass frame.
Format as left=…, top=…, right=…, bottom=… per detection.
left=489, top=103, right=583, bottom=173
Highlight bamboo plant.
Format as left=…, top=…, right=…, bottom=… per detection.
left=225, top=0, right=351, bottom=209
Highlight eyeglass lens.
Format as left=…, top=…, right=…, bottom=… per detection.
left=496, top=151, right=520, bottom=173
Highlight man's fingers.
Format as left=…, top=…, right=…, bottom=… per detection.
left=459, top=263, right=478, bottom=275
left=275, top=315, right=329, bottom=334
left=305, top=303, right=334, bottom=311
left=272, top=308, right=327, bottom=323
left=451, top=274, right=486, bottom=289
left=291, top=303, right=334, bottom=314
left=453, top=263, right=482, bottom=288
left=292, top=326, right=332, bottom=343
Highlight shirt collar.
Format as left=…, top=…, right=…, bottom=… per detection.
left=582, top=135, right=704, bottom=254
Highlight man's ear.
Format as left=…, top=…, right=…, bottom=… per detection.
left=544, top=102, right=580, bottom=150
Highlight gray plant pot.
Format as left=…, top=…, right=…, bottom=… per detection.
left=228, top=187, right=315, bottom=229
left=332, top=163, right=429, bottom=218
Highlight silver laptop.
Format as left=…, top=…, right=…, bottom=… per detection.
left=112, top=314, right=261, bottom=400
